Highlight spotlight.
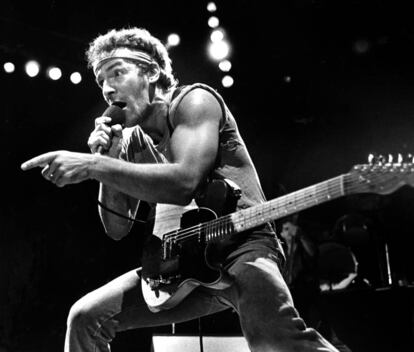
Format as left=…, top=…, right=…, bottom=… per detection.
left=4, top=62, right=15, bottom=73
left=167, top=33, right=180, bottom=47
left=47, top=66, right=62, bottom=80
left=207, top=2, right=217, bottom=12
left=208, top=40, right=230, bottom=61
left=221, top=75, right=234, bottom=88
left=218, top=60, right=232, bottom=72
left=208, top=16, right=219, bottom=28
left=210, top=29, right=224, bottom=43
left=25, top=60, right=40, bottom=77
left=70, top=72, right=82, bottom=84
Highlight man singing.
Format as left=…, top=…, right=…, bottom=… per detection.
left=21, top=27, right=338, bottom=352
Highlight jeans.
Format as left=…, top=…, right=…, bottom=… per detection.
left=65, top=236, right=338, bottom=352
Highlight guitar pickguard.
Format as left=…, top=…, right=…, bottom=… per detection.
left=142, top=207, right=222, bottom=284
left=141, top=179, right=240, bottom=311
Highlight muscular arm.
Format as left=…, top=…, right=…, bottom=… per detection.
left=94, top=89, right=221, bottom=201
left=92, top=88, right=222, bottom=237
left=21, top=89, right=222, bottom=239
left=98, top=182, right=139, bottom=239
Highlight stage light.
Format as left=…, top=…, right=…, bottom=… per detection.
left=25, top=60, right=40, bottom=77
left=47, top=66, right=62, bottom=80
left=222, top=75, right=234, bottom=88
left=210, top=29, right=224, bottom=43
left=218, top=60, right=232, bottom=72
left=167, top=33, right=180, bottom=47
left=4, top=62, right=15, bottom=73
left=70, top=72, right=82, bottom=84
left=208, top=40, right=230, bottom=61
left=208, top=16, right=219, bottom=28
left=207, top=2, right=217, bottom=12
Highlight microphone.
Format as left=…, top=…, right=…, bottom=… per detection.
left=96, top=102, right=126, bottom=154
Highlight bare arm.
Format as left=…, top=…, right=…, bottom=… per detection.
left=98, top=182, right=139, bottom=240
left=91, top=88, right=221, bottom=204
left=21, top=89, right=222, bottom=239
left=87, top=118, right=140, bottom=239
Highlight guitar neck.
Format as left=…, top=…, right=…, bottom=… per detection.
left=201, top=173, right=351, bottom=243
left=231, top=173, right=350, bottom=233
left=164, top=160, right=414, bottom=252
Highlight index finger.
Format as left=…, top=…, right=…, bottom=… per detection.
left=95, top=116, right=112, bottom=128
left=21, top=151, right=59, bottom=171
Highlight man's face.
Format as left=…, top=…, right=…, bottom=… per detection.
left=95, top=58, right=150, bottom=126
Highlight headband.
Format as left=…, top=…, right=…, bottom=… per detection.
left=93, top=48, right=155, bottom=75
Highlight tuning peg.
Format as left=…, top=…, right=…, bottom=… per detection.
left=407, top=153, right=414, bottom=163
left=388, top=154, right=393, bottom=163
left=398, top=153, right=403, bottom=163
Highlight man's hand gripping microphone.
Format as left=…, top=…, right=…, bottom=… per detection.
left=96, top=102, right=126, bottom=154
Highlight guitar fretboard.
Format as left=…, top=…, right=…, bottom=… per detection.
left=162, top=173, right=353, bottom=258
left=203, top=174, right=350, bottom=243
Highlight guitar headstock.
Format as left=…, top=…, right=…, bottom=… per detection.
left=348, top=154, right=414, bottom=195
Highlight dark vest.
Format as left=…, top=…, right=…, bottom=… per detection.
left=166, top=83, right=269, bottom=212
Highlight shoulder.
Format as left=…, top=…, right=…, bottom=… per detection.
left=171, top=85, right=224, bottom=127
left=178, top=88, right=221, bottom=115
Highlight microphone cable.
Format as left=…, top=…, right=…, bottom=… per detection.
left=97, top=200, right=147, bottom=224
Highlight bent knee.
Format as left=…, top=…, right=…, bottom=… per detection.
left=245, top=256, right=282, bottom=277
left=242, top=256, right=291, bottom=295
left=67, top=295, right=99, bottom=330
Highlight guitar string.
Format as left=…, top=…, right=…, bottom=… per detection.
left=164, top=186, right=345, bottom=243
left=159, top=175, right=346, bottom=240
left=176, top=169, right=407, bottom=242
left=163, top=174, right=351, bottom=243
left=162, top=169, right=405, bottom=244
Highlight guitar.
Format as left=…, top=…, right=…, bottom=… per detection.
left=141, top=161, right=414, bottom=312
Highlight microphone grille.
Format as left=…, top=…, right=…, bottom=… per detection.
left=103, top=102, right=126, bottom=127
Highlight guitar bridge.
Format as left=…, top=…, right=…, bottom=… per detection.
left=146, top=274, right=181, bottom=290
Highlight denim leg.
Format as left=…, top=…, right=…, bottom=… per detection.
left=64, top=270, right=139, bottom=352
left=64, top=269, right=228, bottom=352
left=218, top=250, right=339, bottom=352
left=65, top=251, right=339, bottom=352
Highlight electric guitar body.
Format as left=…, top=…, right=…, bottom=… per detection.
left=141, top=179, right=241, bottom=312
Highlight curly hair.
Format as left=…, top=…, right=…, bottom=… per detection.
left=86, top=27, right=178, bottom=90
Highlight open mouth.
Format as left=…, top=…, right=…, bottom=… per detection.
left=112, top=101, right=127, bottom=109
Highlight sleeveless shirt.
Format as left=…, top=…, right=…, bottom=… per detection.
left=119, top=83, right=275, bottom=239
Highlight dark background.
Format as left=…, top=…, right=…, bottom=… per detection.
left=1, top=1, right=414, bottom=351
